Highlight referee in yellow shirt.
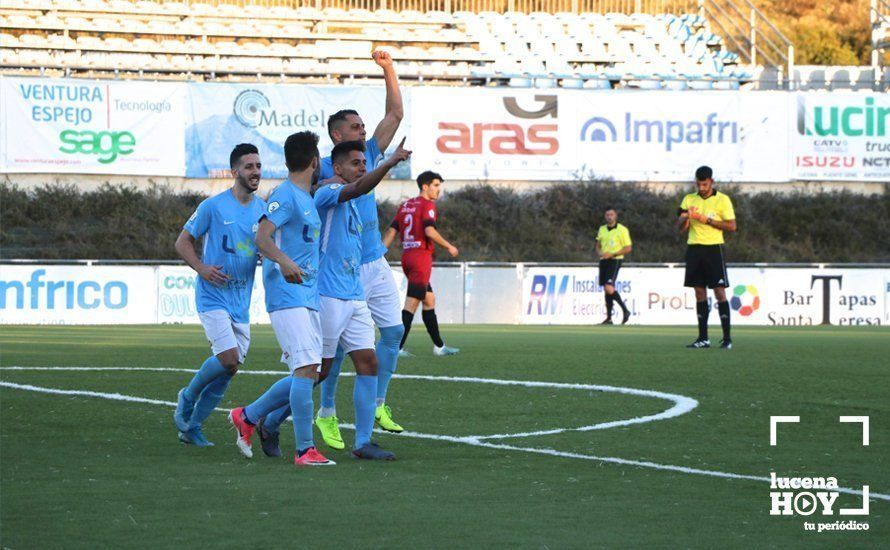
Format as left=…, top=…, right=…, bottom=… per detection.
left=596, top=207, right=632, bottom=325
left=677, top=166, right=737, bottom=349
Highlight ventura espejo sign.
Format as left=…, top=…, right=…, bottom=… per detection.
left=0, top=77, right=186, bottom=175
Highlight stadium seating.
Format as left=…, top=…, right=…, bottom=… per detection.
left=0, top=0, right=754, bottom=88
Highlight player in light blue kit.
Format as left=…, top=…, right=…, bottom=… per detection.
left=255, top=138, right=411, bottom=459
left=172, top=143, right=265, bottom=446
left=226, top=131, right=334, bottom=466
left=288, top=50, right=408, bottom=450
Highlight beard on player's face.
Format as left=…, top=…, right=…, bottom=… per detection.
left=310, top=159, right=321, bottom=187
left=236, top=170, right=260, bottom=193
left=697, top=179, right=713, bottom=196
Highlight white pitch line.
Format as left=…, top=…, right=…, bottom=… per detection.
left=0, top=366, right=698, bottom=440
left=0, top=379, right=887, bottom=503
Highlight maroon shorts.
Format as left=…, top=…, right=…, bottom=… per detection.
left=401, top=251, right=433, bottom=287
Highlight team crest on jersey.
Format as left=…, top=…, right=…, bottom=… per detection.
left=429, top=209, right=435, bottom=219
left=268, top=201, right=280, bottom=213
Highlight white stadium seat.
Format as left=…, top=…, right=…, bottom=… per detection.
left=0, top=1, right=755, bottom=87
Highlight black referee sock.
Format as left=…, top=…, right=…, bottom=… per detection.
left=604, top=293, right=614, bottom=319
left=422, top=309, right=445, bottom=348
left=400, top=309, right=413, bottom=349
left=612, top=292, right=628, bottom=313
left=696, top=301, right=710, bottom=341
left=717, top=300, right=731, bottom=341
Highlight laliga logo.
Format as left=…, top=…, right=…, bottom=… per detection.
left=233, top=89, right=271, bottom=128
left=769, top=416, right=870, bottom=527
left=436, top=95, right=559, bottom=155
left=730, top=284, right=760, bottom=316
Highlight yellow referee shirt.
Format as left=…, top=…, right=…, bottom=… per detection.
left=596, top=223, right=632, bottom=259
left=680, top=190, right=735, bottom=245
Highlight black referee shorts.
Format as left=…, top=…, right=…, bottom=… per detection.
left=599, top=259, right=622, bottom=286
left=684, top=245, right=729, bottom=289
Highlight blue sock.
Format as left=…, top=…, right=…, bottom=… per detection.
left=290, top=377, right=315, bottom=453
left=262, top=404, right=291, bottom=434
left=353, top=375, right=377, bottom=449
left=320, top=345, right=346, bottom=410
left=190, top=373, right=233, bottom=427
left=375, top=324, right=404, bottom=403
left=184, top=355, right=227, bottom=400
left=244, top=376, right=291, bottom=425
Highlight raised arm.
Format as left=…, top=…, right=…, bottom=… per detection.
left=255, top=219, right=304, bottom=283
left=175, top=230, right=228, bottom=285
left=371, top=50, right=403, bottom=152
left=337, top=138, right=411, bottom=203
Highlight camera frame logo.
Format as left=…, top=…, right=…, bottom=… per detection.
left=730, top=284, right=760, bottom=316
left=769, top=416, right=871, bottom=533
left=233, top=89, right=271, bottom=128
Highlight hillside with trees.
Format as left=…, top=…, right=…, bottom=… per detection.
left=757, top=0, right=874, bottom=65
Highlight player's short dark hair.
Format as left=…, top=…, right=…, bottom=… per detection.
left=695, top=165, right=713, bottom=181
left=604, top=205, right=616, bottom=213
left=416, top=170, right=443, bottom=191
left=327, top=109, right=360, bottom=139
left=283, top=131, right=319, bottom=173
left=331, top=140, right=365, bottom=166
left=229, top=143, right=258, bottom=169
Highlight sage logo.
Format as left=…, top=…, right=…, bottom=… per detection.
left=58, top=129, right=136, bottom=164
left=233, top=89, right=271, bottom=127
left=796, top=96, right=889, bottom=137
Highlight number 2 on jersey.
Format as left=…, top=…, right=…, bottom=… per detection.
left=403, top=214, right=414, bottom=244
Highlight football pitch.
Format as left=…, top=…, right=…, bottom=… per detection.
left=1, top=324, right=887, bottom=548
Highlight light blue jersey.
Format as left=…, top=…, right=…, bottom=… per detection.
left=314, top=183, right=364, bottom=300
left=261, top=181, right=321, bottom=313
left=320, top=137, right=386, bottom=265
left=183, top=189, right=265, bottom=324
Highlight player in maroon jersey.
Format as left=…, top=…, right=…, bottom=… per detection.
left=382, top=171, right=460, bottom=356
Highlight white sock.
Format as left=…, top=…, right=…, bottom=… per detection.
left=375, top=398, right=385, bottom=407
left=318, top=406, right=336, bottom=418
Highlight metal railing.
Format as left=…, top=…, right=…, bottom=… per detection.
left=698, top=0, right=793, bottom=89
